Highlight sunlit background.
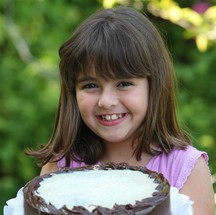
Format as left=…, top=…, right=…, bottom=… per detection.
left=0, top=0, right=216, bottom=213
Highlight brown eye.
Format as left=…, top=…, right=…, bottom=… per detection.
left=118, top=81, right=133, bottom=87
left=83, top=83, right=98, bottom=89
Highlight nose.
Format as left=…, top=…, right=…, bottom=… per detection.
left=98, top=88, right=118, bottom=109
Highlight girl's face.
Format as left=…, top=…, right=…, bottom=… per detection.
left=75, top=70, right=149, bottom=146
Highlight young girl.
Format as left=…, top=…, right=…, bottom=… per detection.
left=28, top=6, right=214, bottom=214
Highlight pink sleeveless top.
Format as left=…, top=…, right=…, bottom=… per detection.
left=57, top=146, right=208, bottom=190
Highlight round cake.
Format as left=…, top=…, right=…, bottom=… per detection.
left=23, top=163, right=171, bottom=215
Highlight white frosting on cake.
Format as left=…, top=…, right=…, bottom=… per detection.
left=36, top=170, right=158, bottom=211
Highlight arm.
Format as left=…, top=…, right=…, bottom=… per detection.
left=40, top=162, right=59, bottom=175
left=180, top=156, right=215, bottom=215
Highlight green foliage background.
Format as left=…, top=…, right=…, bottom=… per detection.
left=0, top=0, right=215, bottom=213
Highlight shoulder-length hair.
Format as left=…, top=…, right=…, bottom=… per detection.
left=27, top=6, right=191, bottom=166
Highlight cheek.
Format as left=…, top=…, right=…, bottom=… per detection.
left=123, top=87, right=149, bottom=120
left=128, top=90, right=148, bottom=108
left=76, top=92, right=97, bottom=117
left=76, top=93, right=88, bottom=113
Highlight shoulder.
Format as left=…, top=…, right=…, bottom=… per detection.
left=170, top=145, right=208, bottom=161
left=40, top=162, right=59, bottom=175
left=180, top=156, right=215, bottom=214
left=147, top=146, right=209, bottom=189
left=40, top=157, right=91, bottom=175
left=152, top=145, right=208, bottom=161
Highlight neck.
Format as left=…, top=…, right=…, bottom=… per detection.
left=101, top=140, right=152, bottom=167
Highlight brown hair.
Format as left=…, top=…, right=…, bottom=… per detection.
left=27, top=6, right=191, bottom=166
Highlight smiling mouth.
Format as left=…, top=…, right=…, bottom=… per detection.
left=99, top=113, right=126, bottom=121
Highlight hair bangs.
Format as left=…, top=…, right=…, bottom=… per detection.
left=74, top=18, right=151, bottom=81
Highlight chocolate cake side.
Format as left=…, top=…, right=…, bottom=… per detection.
left=23, top=163, right=171, bottom=215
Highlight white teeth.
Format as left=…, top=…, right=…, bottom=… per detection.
left=105, top=115, right=111, bottom=121
left=101, top=114, right=124, bottom=121
left=111, top=114, right=118, bottom=120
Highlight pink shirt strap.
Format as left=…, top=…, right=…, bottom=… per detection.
left=146, top=146, right=208, bottom=190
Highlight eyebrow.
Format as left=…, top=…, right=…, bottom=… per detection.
left=76, top=76, right=97, bottom=84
